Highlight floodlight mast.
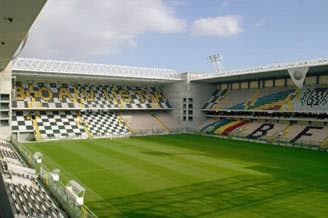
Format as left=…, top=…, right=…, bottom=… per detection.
left=209, top=54, right=224, bottom=73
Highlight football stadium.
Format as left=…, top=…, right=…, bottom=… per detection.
left=1, top=1, right=328, bottom=218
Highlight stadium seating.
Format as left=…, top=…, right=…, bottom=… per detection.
left=152, top=112, right=180, bottom=130
left=13, top=81, right=171, bottom=110
left=12, top=111, right=34, bottom=132
left=283, top=124, right=328, bottom=145
left=200, top=119, right=328, bottom=147
left=198, top=118, right=219, bottom=132
left=292, top=87, right=328, bottom=112
left=0, top=141, right=65, bottom=217
left=12, top=110, right=129, bottom=140
left=81, top=111, right=129, bottom=137
left=120, top=111, right=179, bottom=134
left=11, top=82, right=327, bottom=143
left=36, top=111, right=87, bottom=140
left=201, top=90, right=227, bottom=110
left=12, top=81, right=174, bottom=140
left=6, top=183, right=63, bottom=217
left=0, top=148, right=24, bottom=164
left=202, top=86, right=328, bottom=113
left=200, top=119, right=232, bottom=134
left=249, top=89, right=294, bottom=110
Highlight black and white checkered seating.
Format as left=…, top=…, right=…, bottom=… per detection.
left=0, top=141, right=66, bottom=217
left=12, top=111, right=34, bottom=132
left=12, top=81, right=170, bottom=140
left=11, top=111, right=87, bottom=140
left=294, top=87, right=328, bottom=112
left=13, top=82, right=172, bottom=110
left=12, top=110, right=130, bottom=140
left=36, top=111, right=87, bottom=140
left=81, top=111, right=129, bottom=137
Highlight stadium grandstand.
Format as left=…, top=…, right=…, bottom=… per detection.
left=7, top=57, right=328, bottom=148
left=1, top=0, right=328, bottom=217
left=2, top=56, right=328, bottom=217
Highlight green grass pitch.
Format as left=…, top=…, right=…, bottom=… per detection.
left=25, top=134, right=328, bottom=217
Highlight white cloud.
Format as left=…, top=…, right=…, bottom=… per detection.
left=191, top=16, right=243, bottom=37
left=22, top=0, right=186, bottom=60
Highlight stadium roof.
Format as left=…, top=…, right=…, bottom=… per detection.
left=12, top=58, right=182, bottom=83
left=190, top=57, right=328, bottom=83
left=12, top=57, right=328, bottom=83
left=0, top=0, right=46, bottom=71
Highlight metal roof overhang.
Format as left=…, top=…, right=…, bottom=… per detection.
left=12, top=70, right=182, bottom=84
left=11, top=58, right=182, bottom=83
left=191, top=62, right=328, bottom=83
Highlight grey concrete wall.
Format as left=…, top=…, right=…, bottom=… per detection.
left=0, top=63, right=12, bottom=139
left=162, top=79, right=186, bottom=129
left=163, top=73, right=217, bottom=130
left=188, top=81, right=216, bottom=128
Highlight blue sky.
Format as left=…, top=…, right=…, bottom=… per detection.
left=23, top=0, right=328, bottom=73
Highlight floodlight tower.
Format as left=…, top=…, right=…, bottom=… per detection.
left=209, top=54, right=224, bottom=73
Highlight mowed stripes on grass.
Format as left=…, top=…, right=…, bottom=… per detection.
left=25, top=134, right=328, bottom=218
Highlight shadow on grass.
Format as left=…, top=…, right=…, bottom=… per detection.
left=87, top=174, right=320, bottom=218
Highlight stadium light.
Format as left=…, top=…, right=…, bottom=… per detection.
left=208, top=54, right=224, bottom=73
